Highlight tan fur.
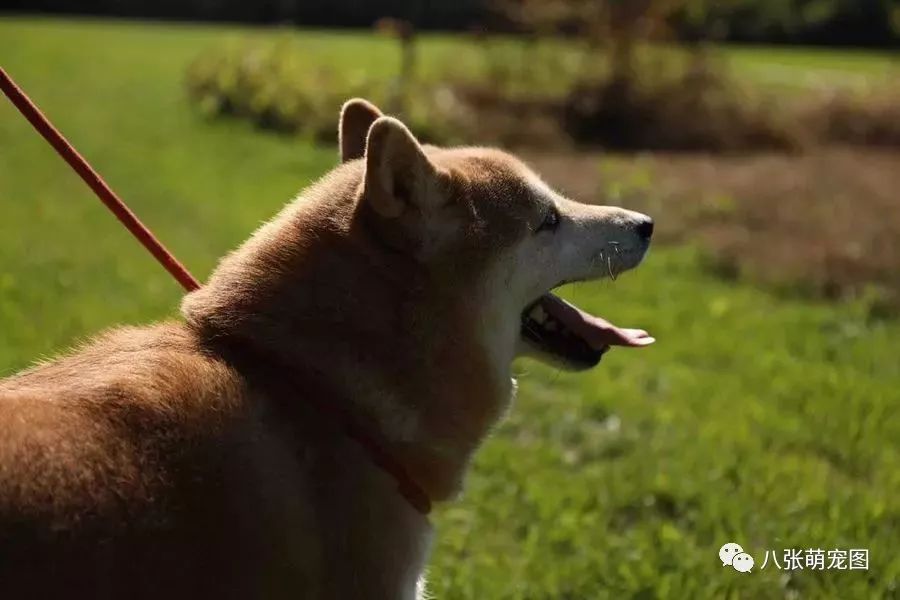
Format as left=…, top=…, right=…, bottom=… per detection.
left=0, top=99, right=651, bottom=599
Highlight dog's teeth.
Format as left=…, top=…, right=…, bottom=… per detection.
left=528, top=305, right=547, bottom=322
left=544, top=319, right=559, bottom=332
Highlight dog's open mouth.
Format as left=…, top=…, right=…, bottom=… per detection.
left=520, top=293, right=610, bottom=369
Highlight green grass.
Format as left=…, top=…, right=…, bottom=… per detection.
left=2, top=17, right=899, bottom=599
left=726, top=44, right=899, bottom=92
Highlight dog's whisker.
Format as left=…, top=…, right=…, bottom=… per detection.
left=613, top=245, right=621, bottom=281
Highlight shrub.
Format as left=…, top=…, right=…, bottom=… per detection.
left=185, top=39, right=380, bottom=141
left=561, top=49, right=804, bottom=151
left=187, top=38, right=495, bottom=146
left=810, top=88, right=900, bottom=148
left=185, top=37, right=900, bottom=153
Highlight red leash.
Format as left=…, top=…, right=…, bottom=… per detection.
left=1, top=67, right=432, bottom=515
left=0, top=67, right=200, bottom=292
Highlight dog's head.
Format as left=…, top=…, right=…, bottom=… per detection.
left=341, top=99, right=653, bottom=373
left=183, top=99, right=652, bottom=497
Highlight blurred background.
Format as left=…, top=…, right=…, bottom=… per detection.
left=1, top=1, right=898, bottom=598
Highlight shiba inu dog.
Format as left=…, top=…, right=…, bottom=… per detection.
left=0, top=99, right=653, bottom=599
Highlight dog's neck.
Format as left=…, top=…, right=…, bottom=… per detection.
left=182, top=168, right=513, bottom=503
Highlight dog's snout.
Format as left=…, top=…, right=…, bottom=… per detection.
left=636, top=218, right=654, bottom=240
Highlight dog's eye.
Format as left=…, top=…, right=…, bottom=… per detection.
left=536, top=206, right=560, bottom=233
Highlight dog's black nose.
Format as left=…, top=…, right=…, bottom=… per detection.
left=636, top=219, right=654, bottom=240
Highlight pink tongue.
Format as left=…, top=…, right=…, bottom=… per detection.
left=539, top=294, right=633, bottom=349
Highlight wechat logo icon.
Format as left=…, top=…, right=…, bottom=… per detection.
left=720, top=542, right=754, bottom=573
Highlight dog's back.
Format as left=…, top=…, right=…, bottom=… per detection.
left=0, top=326, right=296, bottom=598
left=1, top=326, right=237, bottom=593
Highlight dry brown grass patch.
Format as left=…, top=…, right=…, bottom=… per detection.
left=528, top=147, right=900, bottom=315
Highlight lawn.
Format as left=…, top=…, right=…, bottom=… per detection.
left=1, top=17, right=899, bottom=599
left=725, top=44, right=899, bottom=92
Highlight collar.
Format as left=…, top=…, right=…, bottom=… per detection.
left=206, top=333, right=432, bottom=516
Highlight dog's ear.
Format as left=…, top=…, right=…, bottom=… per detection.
left=362, top=116, right=445, bottom=219
left=339, top=98, right=383, bottom=163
